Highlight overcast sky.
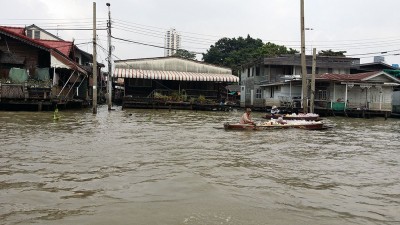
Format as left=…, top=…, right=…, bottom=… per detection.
left=2, top=0, right=400, bottom=67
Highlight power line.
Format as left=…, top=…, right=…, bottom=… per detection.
left=111, top=35, right=204, bottom=55
left=96, top=42, right=174, bottom=91
left=113, top=18, right=223, bottom=39
left=4, top=17, right=400, bottom=49
left=111, top=22, right=218, bottom=45
left=112, top=18, right=400, bottom=49
left=40, top=28, right=107, bottom=30
left=112, top=24, right=216, bottom=46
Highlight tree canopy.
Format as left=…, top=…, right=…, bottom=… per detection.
left=173, top=49, right=196, bottom=60
left=202, top=35, right=298, bottom=75
left=318, top=49, right=347, bottom=57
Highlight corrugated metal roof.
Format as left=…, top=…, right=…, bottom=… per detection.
left=113, top=68, right=239, bottom=82
left=316, top=72, right=378, bottom=81
left=0, top=26, right=25, bottom=35
left=0, top=26, right=87, bottom=74
left=35, top=40, right=73, bottom=57
left=1, top=27, right=73, bottom=57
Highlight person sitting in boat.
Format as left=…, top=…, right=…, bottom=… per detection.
left=240, top=108, right=255, bottom=125
left=271, top=106, right=280, bottom=115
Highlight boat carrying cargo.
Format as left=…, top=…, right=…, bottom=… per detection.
left=224, top=120, right=329, bottom=131
left=262, top=113, right=321, bottom=121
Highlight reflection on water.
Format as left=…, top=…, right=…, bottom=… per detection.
left=1, top=106, right=399, bottom=225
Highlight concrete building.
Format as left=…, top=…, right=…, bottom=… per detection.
left=164, top=28, right=181, bottom=57
left=240, top=54, right=359, bottom=108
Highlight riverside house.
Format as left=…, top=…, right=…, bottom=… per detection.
left=240, top=54, right=400, bottom=117
left=113, top=56, right=239, bottom=110
left=314, top=71, right=400, bottom=117
left=240, top=54, right=359, bottom=109
left=0, top=25, right=102, bottom=111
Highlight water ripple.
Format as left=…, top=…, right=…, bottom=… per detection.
left=1, top=107, right=399, bottom=224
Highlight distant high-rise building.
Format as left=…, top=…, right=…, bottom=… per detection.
left=374, top=56, right=385, bottom=63
left=164, top=28, right=181, bottom=56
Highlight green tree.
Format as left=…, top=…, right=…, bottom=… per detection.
left=255, top=42, right=298, bottom=57
left=202, top=35, right=298, bottom=75
left=173, top=49, right=196, bottom=60
left=318, top=49, right=347, bottom=57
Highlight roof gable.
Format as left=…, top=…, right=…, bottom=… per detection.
left=0, top=26, right=87, bottom=74
left=25, top=24, right=63, bottom=41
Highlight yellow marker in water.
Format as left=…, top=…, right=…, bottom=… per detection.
left=53, top=107, right=60, bottom=120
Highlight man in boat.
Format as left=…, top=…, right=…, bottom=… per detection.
left=240, top=108, right=255, bottom=125
left=271, top=105, right=280, bottom=115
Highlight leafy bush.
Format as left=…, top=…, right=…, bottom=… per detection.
left=198, top=95, right=206, bottom=104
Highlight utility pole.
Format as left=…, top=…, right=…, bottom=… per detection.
left=92, top=2, right=97, bottom=114
left=300, top=0, right=308, bottom=113
left=310, top=48, right=316, bottom=113
left=106, top=2, right=112, bottom=110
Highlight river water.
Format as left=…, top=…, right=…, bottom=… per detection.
left=0, top=106, right=399, bottom=225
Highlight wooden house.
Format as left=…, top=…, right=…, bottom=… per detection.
left=351, top=62, right=400, bottom=116
left=113, top=57, right=239, bottom=109
left=0, top=25, right=101, bottom=110
left=314, top=71, right=400, bottom=116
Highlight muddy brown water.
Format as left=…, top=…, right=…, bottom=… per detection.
left=1, top=106, right=399, bottom=225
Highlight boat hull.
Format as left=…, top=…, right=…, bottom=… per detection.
left=224, top=122, right=327, bottom=131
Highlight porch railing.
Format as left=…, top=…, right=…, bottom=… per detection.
left=147, top=89, right=218, bottom=99
left=0, top=82, right=51, bottom=100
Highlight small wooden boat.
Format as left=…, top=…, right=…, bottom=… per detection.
left=262, top=113, right=321, bottom=121
left=223, top=123, right=258, bottom=130
left=224, top=121, right=328, bottom=131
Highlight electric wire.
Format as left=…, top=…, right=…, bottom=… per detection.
left=96, top=42, right=174, bottom=91
left=3, top=17, right=400, bottom=61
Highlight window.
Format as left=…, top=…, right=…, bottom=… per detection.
left=34, top=30, right=40, bottom=39
left=307, top=67, right=312, bottom=74
left=317, top=90, right=327, bottom=100
left=328, top=68, right=333, bottom=73
left=256, top=89, right=262, bottom=99
left=27, top=30, right=32, bottom=38
left=247, top=68, right=250, bottom=77
left=255, top=67, right=260, bottom=76
left=129, top=78, right=152, bottom=87
left=282, top=66, right=292, bottom=75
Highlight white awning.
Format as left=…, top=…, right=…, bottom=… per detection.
left=50, top=50, right=87, bottom=75
left=113, top=68, right=239, bottom=83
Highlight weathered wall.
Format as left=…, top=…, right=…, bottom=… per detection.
left=347, top=86, right=392, bottom=110
left=0, top=34, right=43, bottom=78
